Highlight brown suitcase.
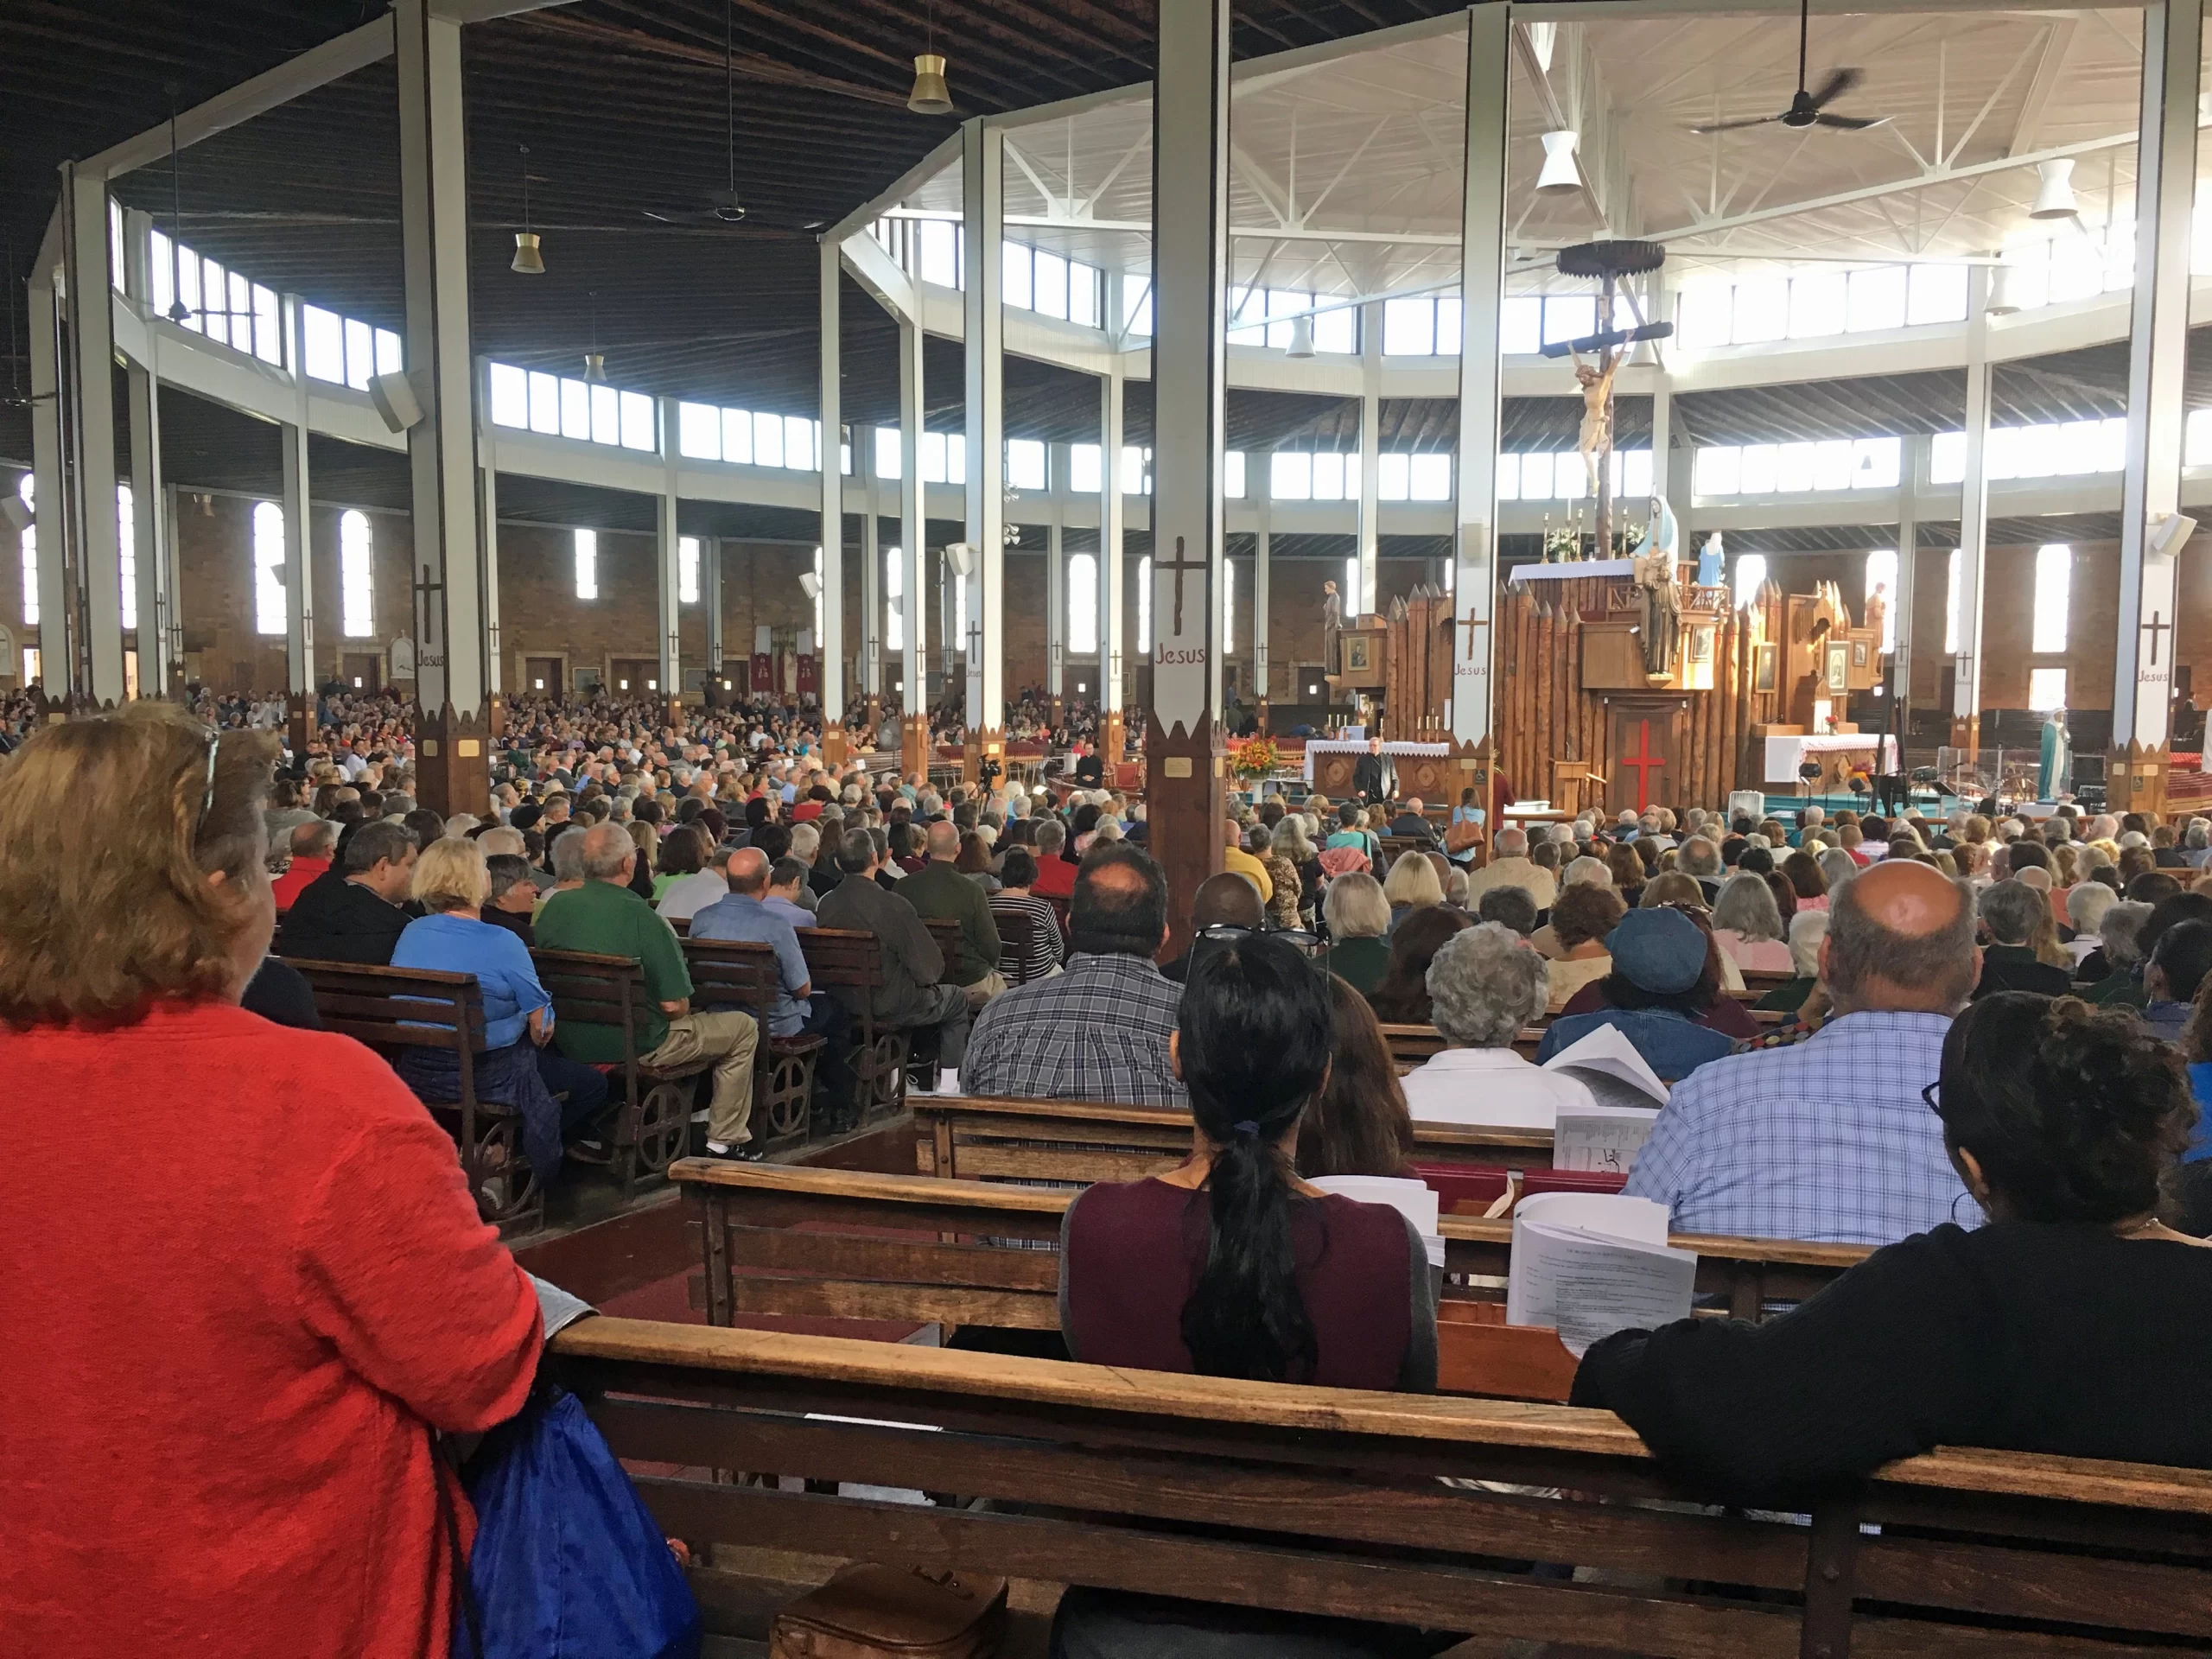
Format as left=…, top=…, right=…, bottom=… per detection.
left=769, top=1563, right=1008, bottom=1659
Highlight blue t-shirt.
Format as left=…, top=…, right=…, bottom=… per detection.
left=2186, top=1063, right=2212, bottom=1165
left=689, top=893, right=810, bottom=1037
left=391, top=911, right=551, bottom=1050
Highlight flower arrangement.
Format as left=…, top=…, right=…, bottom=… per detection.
left=1230, top=737, right=1281, bottom=780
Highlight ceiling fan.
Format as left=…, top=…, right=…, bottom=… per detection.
left=1690, top=0, right=1887, bottom=134
left=643, top=0, right=749, bottom=225
left=156, top=88, right=259, bottom=331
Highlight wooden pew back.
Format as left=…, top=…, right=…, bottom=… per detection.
left=795, top=927, right=907, bottom=1117
left=530, top=947, right=690, bottom=1193
left=908, top=1093, right=1556, bottom=1185
left=552, top=1317, right=2212, bottom=1659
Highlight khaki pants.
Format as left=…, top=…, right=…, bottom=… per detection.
left=645, top=1009, right=760, bottom=1147
left=963, top=968, right=1009, bottom=1012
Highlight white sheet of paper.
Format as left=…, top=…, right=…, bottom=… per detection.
left=1552, top=1103, right=1662, bottom=1176
left=1541, top=1024, right=1669, bottom=1105
left=1540, top=1231, right=1699, bottom=1355
left=1308, top=1175, right=1446, bottom=1268
left=1507, top=1192, right=1674, bottom=1332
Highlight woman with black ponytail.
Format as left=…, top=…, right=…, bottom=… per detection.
left=1053, top=933, right=1441, bottom=1658
left=1574, top=993, right=2212, bottom=1504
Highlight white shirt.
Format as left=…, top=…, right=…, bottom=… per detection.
left=1398, top=1046, right=1592, bottom=1130
left=657, top=868, right=733, bottom=924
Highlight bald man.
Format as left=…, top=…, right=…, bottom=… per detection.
left=1162, top=872, right=1267, bottom=985
left=1624, top=860, right=1982, bottom=1244
left=897, top=817, right=1007, bottom=1009
left=536, top=820, right=763, bottom=1160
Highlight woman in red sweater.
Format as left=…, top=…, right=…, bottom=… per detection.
left=0, top=705, right=543, bottom=1658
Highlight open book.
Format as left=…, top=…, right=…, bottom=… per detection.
left=1541, top=1024, right=1669, bottom=1176
left=1506, top=1192, right=1696, bottom=1357
left=1306, top=1175, right=1445, bottom=1269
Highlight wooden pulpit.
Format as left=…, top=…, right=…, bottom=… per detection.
left=1549, top=759, right=1606, bottom=818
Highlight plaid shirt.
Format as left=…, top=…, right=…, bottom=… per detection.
left=960, top=951, right=1186, bottom=1105
left=1623, top=1010, right=1978, bottom=1245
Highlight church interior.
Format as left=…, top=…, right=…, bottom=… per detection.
left=12, top=1, right=2212, bottom=1654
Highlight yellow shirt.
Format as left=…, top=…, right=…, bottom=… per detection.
left=1222, top=845, right=1275, bottom=903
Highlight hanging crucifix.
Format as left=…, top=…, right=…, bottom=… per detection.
left=1548, top=239, right=1673, bottom=563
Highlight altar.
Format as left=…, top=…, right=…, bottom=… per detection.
left=1763, top=732, right=1899, bottom=787
left=1305, top=739, right=1454, bottom=801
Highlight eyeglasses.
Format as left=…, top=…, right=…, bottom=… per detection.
left=1921, top=1081, right=1942, bottom=1115
left=191, top=726, right=221, bottom=839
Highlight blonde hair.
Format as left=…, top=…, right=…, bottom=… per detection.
left=0, top=703, right=276, bottom=1025
left=1381, top=851, right=1443, bottom=910
left=410, top=836, right=492, bottom=913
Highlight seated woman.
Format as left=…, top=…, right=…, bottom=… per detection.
left=1782, top=849, right=1831, bottom=913
left=1055, top=936, right=1439, bottom=1658
left=1300, top=975, right=1418, bottom=1179
left=988, top=849, right=1065, bottom=985
left=1538, top=907, right=1738, bottom=1084
left=1545, top=882, right=1625, bottom=1013
left=1755, top=909, right=1828, bottom=1015
left=1255, top=824, right=1304, bottom=931
left=0, top=705, right=546, bottom=1655
left=1366, top=904, right=1472, bottom=1026
left=1573, top=994, right=2212, bottom=1501
left=1402, top=923, right=1591, bottom=1128
left=1317, top=872, right=1391, bottom=994
left=392, top=838, right=613, bottom=1179
left=1711, top=872, right=1793, bottom=974
left=1605, top=842, right=1647, bottom=908
left=1556, top=880, right=1758, bottom=1039
left=1382, top=849, right=1444, bottom=936
left=1325, top=801, right=1382, bottom=864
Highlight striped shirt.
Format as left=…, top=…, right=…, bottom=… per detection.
left=988, top=891, right=1066, bottom=985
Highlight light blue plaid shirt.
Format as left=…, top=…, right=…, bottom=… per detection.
left=1623, top=1010, right=1979, bottom=1245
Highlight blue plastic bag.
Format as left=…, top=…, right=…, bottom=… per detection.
left=460, top=1386, right=702, bottom=1659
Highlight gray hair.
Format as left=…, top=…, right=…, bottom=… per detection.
left=1787, top=908, right=1828, bottom=977
left=1978, top=878, right=2046, bottom=946
left=1035, top=817, right=1067, bottom=854
left=1817, top=849, right=1859, bottom=893
left=290, top=818, right=339, bottom=859
left=1677, top=836, right=1722, bottom=879
left=1713, top=871, right=1785, bottom=943
left=478, top=825, right=525, bottom=858
left=789, top=821, right=821, bottom=859
left=1271, top=817, right=1314, bottom=861
left=1563, top=855, right=1611, bottom=889
left=580, top=820, right=634, bottom=880
left=343, top=818, right=416, bottom=874
left=2067, top=881, right=2118, bottom=936
left=550, top=826, right=589, bottom=882
left=1427, top=923, right=1548, bottom=1049
left=2101, top=900, right=2153, bottom=969
left=2187, top=821, right=2210, bottom=851
left=1322, top=871, right=1389, bottom=939
left=1493, top=827, right=1529, bottom=858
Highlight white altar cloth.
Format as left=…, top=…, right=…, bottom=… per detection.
left=1763, top=733, right=1899, bottom=785
left=1509, top=558, right=1637, bottom=585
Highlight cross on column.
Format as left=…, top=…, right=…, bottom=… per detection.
left=1618, top=719, right=1664, bottom=812
left=1461, top=603, right=1489, bottom=662
left=2142, top=611, right=2172, bottom=666
left=414, top=563, right=444, bottom=664
left=1159, top=534, right=1207, bottom=637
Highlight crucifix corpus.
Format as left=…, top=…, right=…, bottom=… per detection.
left=1545, top=240, right=1671, bottom=560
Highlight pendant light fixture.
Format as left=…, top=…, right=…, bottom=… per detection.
left=583, top=290, right=607, bottom=381
left=909, top=1, right=952, bottom=115
left=1286, top=313, right=1317, bottom=359
left=1986, top=261, right=2022, bottom=316
left=1536, top=130, right=1580, bottom=193
left=512, top=143, right=545, bottom=275
left=2030, top=158, right=2077, bottom=220
left=165, top=88, right=190, bottom=322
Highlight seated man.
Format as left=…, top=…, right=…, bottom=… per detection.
left=960, top=846, right=1185, bottom=1105
left=1219, top=817, right=1274, bottom=903
left=1972, top=879, right=2073, bottom=999
left=1161, top=871, right=1266, bottom=984
left=1387, top=797, right=1436, bottom=844
left=271, top=819, right=338, bottom=913
left=1461, top=826, right=1558, bottom=911
left=1028, top=818, right=1077, bottom=900
left=897, top=821, right=1006, bottom=1009
left=279, top=819, right=417, bottom=964
left=536, top=822, right=762, bottom=1160
left=690, top=849, right=858, bottom=1132
left=816, top=827, right=970, bottom=1085
left=1624, top=860, right=1981, bottom=1244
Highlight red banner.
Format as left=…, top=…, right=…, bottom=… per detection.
left=748, top=654, right=771, bottom=693
left=796, top=653, right=819, bottom=696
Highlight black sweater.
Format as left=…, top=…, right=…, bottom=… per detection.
left=1573, top=1222, right=2212, bottom=1504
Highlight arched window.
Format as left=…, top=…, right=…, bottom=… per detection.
left=340, top=510, right=374, bottom=637
left=1137, top=555, right=1153, bottom=653
left=1731, top=552, right=1768, bottom=611
left=118, top=485, right=136, bottom=631
left=18, top=474, right=35, bottom=628
left=1224, top=557, right=1236, bottom=654
left=678, top=537, right=701, bottom=605
left=2032, top=544, right=2072, bottom=653
left=574, top=529, right=598, bottom=600
left=252, top=501, right=286, bottom=634
left=886, top=547, right=905, bottom=652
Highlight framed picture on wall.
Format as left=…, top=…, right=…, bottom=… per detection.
left=1825, top=641, right=1851, bottom=695
left=1688, top=624, right=1715, bottom=664
left=1344, top=635, right=1374, bottom=673
left=1754, top=643, right=1778, bottom=693
left=1852, top=639, right=1870, bottom=669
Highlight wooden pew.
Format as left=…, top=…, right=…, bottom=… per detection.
left=922, top=914, right=965, bottom=982
left=681, top=938, right=826, bottom=1147
left=908, top=1094, right=1556, bottom=1185
left=290, top=958, right=542, bottom=1235
left=674, top=1160, right=1866, bottom=1368
left=552, top=1317, right=2212, bottom=1659
left=531, top=947, right=697, bottom=1196
left=795, top=927, right=907, bottom=1121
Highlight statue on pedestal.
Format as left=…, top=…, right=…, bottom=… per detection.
left=1321, top=579, right=1343, bottom=676
left=1632, top=546, right=1681, bottom=683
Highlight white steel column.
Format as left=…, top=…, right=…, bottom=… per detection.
left=657, top=397, right=682, bottom=698
left=860, top=432, right=881, bottom=698
left=395, top=0, right=489, bottom=810
left=1253, top=474, right=1272, bottom=705
left=1046, top=510, right=1066, bottom=698
left=1149, top=0, right=1231, bottom=918
left=818, top=241, right=846, bottom=724
left=280, top=296, right=317, bottom=708
left=28, top=264, right=67, bottom=693
left=476, top=358, right=501, bottom=695
left=704, top=536, right=725, bottom=688
left=963, top=119, right=1006, bottom=734
left=2114, top=0, right=2202, bottom=748
left=1452, top=4, right=1510, bottom=747
left=899, top=318, right=927, bottom=709
left=124, top=210, right=171, bottom=697
left=1357, top=298, right=1382, bottom=616
left=1892, top=435, right=1925, bottom=721
left=1951, top=272, right=1993, bottom=750
left=1100, top=359, right=1126, bottom=720
left=64, top=164, right=126, bottom=707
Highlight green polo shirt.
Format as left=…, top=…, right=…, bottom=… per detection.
left=535, top=879, right=693, bottom=1059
